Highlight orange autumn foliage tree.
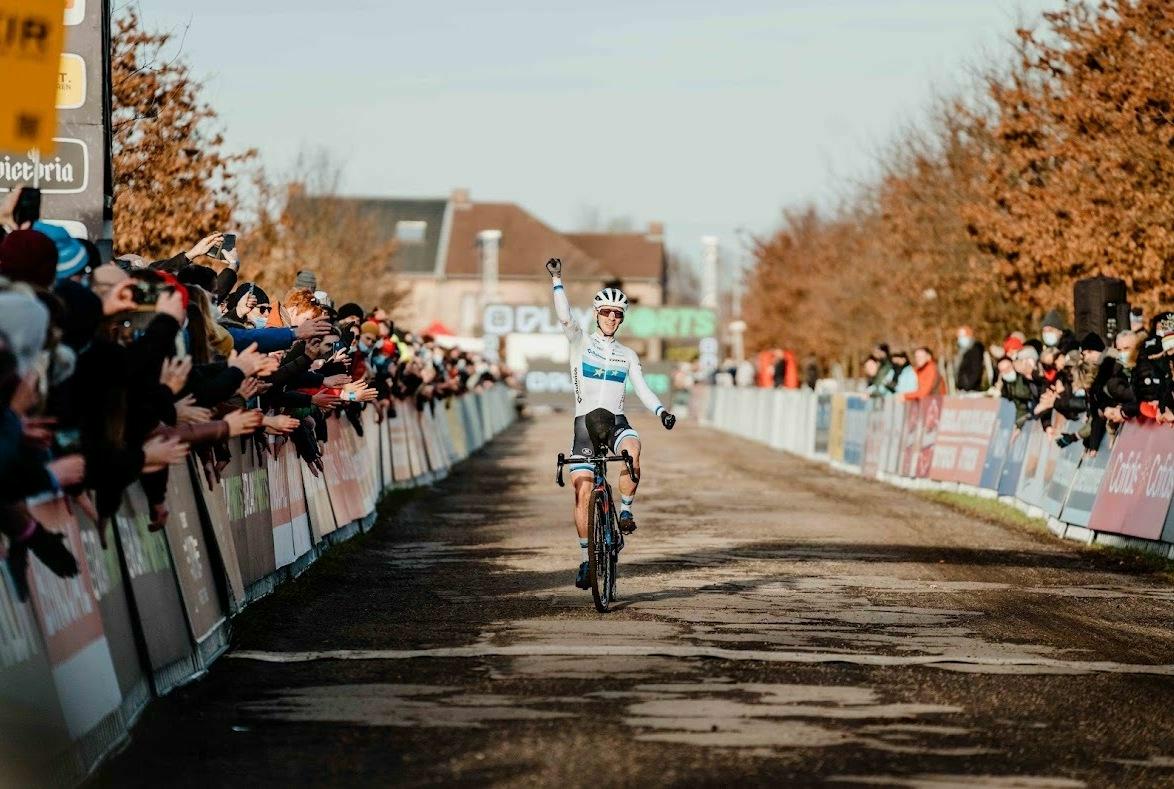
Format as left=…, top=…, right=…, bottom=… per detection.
left=965, top=0, right=1174, bottom=317
left=746, top=0, right=1173, bottom=368
left=111, top=11, right=253, bottom=258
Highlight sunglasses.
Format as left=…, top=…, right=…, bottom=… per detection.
left=257, top=305, right=272, bottom=314
left=598, top=308, right=624, bottom=319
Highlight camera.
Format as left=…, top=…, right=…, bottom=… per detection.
left=129, top=278, right=160, bottom=306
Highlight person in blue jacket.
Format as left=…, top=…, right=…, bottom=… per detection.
left=219, top=282, right=330, bottom=351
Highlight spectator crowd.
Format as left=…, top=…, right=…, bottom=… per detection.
left=855, top=307, right=1174, bottom=454
left=0, top=186, right=512, bottom=601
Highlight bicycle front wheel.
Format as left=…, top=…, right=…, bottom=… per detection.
left=587, top=490, right=612, bottom=612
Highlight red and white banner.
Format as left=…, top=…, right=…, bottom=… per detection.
left=928, top=398, right=1003, bottom=485
left=1088, top=422, right=1174, bottom=541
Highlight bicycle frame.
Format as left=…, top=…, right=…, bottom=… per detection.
left=556, top=449, right=634, bottom=612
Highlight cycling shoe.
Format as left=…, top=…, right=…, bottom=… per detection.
left=574, top=561, right=590, bottom=590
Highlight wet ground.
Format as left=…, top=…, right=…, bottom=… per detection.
left=93, top=412, right=1174, bottom=787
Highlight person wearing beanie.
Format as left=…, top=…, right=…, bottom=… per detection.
left=0, top=290, right=50, bottom=375
left=338, top=302, right=364, bottom=326
left=0, top=229, right=58, bottom=289
left=1079, top=331, right=1106, bottom=356
left=31, top=221, right=87, bottom=281
left=295, top=270, right=317, bottom=291
left=219, top=282, right=327, bottom=352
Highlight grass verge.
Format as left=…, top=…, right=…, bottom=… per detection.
left=918, top=489, right=1174, bottom=582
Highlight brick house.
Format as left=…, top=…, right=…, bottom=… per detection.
left=334, top=188, right=667, bottom=360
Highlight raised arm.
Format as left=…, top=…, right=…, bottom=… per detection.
left=546, top=258, right=581, bottom=342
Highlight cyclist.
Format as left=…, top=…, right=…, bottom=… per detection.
left=545, top=258, right=675, bottom=590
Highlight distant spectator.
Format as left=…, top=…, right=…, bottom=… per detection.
left=903, top=347, right=947, bottom=401
left=887, top=350, right=917, bottom=396
left=954, top=326, right=986, bottom=392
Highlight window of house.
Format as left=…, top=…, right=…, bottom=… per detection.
left=395, top=220, right=427, bottom=244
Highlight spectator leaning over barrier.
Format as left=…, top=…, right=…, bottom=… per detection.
left=0, top=209, right=493, bottom=600
left=1131, top=313, right=1173, bottom=418
left=863, top=357, right=885, bottom=396
left=1004, top=345, right=1042, bottom=428
left=868, top=343, right=893, bottom=393
left=886, top=350, right=917, bottom=395
left=902, top=347, right=947, bottom=401
left=954, top=326, right=986, bottom=392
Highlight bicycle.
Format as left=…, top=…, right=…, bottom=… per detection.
left=556, top=447, right=636, bottom=613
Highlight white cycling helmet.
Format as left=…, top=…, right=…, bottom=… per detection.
left=593, top=287, right=629, bottom=314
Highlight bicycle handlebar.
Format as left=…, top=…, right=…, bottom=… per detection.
left=555, top=450, right=635, bottom=487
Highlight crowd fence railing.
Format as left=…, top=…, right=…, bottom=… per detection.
left=696, top=385, right=1174, bottom=558
left=1, top=385, right=516, bottom=788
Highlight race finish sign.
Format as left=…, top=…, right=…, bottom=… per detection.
left=0, top=0, right=67, bottom=152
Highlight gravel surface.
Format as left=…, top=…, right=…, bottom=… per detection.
left=93, top=412, right=1174, bottom=788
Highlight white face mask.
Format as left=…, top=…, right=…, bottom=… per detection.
left=957, top=336, right=974, bottom=351
left=1001, top=371, right=1017, bottom=383
left=1042, top=330, right=1060, bottom=347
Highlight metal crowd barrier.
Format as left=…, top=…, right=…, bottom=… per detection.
left=0, top=386, right=517, bottom=788
left=696, top=385, right=1174, bottom=557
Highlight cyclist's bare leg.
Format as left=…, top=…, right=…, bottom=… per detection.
left=617, top=436, right=641, bottom=499
left=571, top=471, right=593, bottom=539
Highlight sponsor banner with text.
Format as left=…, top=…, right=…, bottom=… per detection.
left=1087, top=422, right=1174, bottom=541
left=928, top=398, right=1002, bottom=486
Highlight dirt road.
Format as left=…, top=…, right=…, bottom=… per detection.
left=94, top=412, right=1174, bottom=787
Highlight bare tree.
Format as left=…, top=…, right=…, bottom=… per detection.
left=244, top=148, right=409, bottom=311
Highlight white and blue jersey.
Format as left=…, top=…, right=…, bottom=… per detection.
left=550, top=278, right=666, bottom=419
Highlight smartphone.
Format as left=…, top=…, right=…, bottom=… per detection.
left=13, top=187, right=41, bottom=226
left=208, top=232, right=236, bottom=260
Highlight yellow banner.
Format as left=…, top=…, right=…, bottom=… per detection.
left=0, top=0, right=67, bottom=153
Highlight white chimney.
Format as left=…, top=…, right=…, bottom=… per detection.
left=700, top=235, right=719, bottom=310
left=477, top=229, right=502, bottom=302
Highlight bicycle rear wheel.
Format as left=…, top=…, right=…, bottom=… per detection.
left=587, top=490, right=612, bottom=612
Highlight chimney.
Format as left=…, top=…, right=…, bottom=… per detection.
left=477, top=229, right=502, bottom=302
left=700, top=235, right=719, bottom=310
left=451, top=187, right=471, bottom=210
left=646, top=221, right=664, bottom=242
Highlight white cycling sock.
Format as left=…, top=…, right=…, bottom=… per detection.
left=579, top=538, right=588, bottom=562
left=620, top=495, right=635, bottom=515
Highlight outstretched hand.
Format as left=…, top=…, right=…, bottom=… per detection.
left=545, top=258, right=562, bottom=278
left=660, top=411, right=676, bottom=430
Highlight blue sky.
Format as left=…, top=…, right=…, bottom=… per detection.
left=132, top=0, right=1058, bottom=272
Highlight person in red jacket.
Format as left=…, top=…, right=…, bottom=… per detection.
left=903, top=346, right=947, bottom=400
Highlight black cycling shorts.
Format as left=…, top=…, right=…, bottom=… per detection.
left=568, top=414, right=639, bottom=473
